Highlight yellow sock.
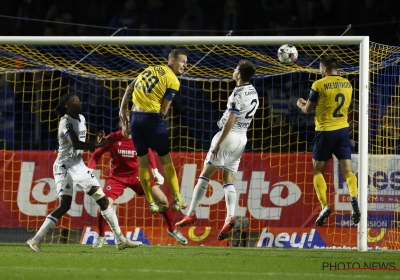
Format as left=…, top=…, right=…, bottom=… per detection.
left=139, top=168, right=155, bottom=203
left=345, top=172, right=358, bottom=198
left=163, top=162, right=181, bottom=200
left=313, top=174, right=328, bottom=208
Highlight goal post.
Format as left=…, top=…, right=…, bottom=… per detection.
left=1, top=35, right=394, bottom=252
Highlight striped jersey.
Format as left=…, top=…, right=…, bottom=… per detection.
left=54, top=114, right=87, bottom=168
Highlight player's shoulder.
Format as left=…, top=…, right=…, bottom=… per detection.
left=161, top=65, right=178, bottom=78
left=79, top=114, right=85, bottom=122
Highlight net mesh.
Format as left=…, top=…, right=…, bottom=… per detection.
left=0, top=41, right=399, bottom=249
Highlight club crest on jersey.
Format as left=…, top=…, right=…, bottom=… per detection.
left=118, top=142, right=121, bottom=146
left=65, top=184, right=71, bottom=189
left=106, top=185, right=111, bottom=191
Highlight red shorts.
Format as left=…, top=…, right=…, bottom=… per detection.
left=103, top=175, right=153, bottom=200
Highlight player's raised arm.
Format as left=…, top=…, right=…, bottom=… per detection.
left=119, top=79, right=135, bottom=127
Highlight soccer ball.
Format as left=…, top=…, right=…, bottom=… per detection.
left=277, top=44, right=298, bottom=64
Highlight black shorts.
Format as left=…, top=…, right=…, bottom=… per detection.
left=312, top=127, right=351, bottom=161
left=130, top=111, right=170, bottom=157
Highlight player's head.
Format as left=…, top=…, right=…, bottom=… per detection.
left=55, top=93, right=82, bottom=116
left=319, top=56, right=338, bottom=77
left=233, top=60, right=256, bottom=83
left=168, top=49, right=187, bottom=75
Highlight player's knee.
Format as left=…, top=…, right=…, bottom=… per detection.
left=90, top=188, right=106, bottom=202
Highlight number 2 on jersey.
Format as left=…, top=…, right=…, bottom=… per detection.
left=245, top=99, right=259, bottom=119
left=333, top=93, right=345, bottom=118
left=135, top=70, right=159, bottom=94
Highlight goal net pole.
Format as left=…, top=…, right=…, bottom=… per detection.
left=358, top=36, right=370, bottom=252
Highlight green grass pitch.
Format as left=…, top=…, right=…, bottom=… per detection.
left=0, top=244, right=399, bottom=280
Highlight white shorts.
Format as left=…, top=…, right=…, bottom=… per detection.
left=53, top=161, right=100, bottom=197
left=204, top=131, right=247, bottom=173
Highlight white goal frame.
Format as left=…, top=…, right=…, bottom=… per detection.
left=0, top=36, right=370, bottom=251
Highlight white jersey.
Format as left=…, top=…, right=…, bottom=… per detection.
left=217, top=84, right=259, bottom=134
left=54, top=114, right=87, bottom=168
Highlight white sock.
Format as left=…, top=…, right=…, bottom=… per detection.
left=187, top=177, right=209, bottom=216
left=32, top=215, right=58, bottom=242
left=101, top=206, right=126, bottom=243
left=224, top=184, right=236, bottom=223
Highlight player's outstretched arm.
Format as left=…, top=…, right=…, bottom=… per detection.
left=88, top=132, right=110, bottom=169
left=66, top=132, right=111, bottom=151
left=119, top=80, right=136, bottom=127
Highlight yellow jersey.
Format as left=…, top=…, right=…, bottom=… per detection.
left=132, top=65, right=180, bottom=112
left=309, top=75, right=352, bottom=131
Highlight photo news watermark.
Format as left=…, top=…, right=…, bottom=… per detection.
left=322, top=262, right=400, bottom=272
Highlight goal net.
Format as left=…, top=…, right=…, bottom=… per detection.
left=0, top=36, right=398, bottom=251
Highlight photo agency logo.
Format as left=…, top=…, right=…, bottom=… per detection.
left=322, top=261, right=400, bottom=272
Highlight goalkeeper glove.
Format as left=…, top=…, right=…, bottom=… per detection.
left=151, top=168, right=164, bottom=185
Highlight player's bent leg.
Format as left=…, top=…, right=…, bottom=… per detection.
left=27, top=195, right=71, bottom=252
left=159, top=154, right=187, bottom=211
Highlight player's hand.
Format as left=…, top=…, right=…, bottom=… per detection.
left=96, top=130, right=105, bottom=143
left=151, top=168, right=164, bottom=185
left=95, top=137, right=112, bottom=148
left=297, top=98, right=306, bottom=108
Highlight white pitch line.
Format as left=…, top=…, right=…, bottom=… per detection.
left=0, top=267, right=399, bottom=279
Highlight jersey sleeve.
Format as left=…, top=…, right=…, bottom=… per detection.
left=59, top=118, right=75, bottom=138
left=164, top=76, right=180, bottom=100
left=309, top=82, right=319, bottom=103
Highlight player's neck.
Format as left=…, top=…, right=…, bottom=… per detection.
left=66, top=112, right=79, bottom=119
left=236, top=80, right=250, bottom=87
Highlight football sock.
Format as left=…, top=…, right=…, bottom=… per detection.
left=187, top=177, right=209, bottom=216
left=313, top=173, right=328, bottom=208
left=161, top=207, right=175, bottom=232
left=223, top=184, right=236, bottom=223
left=139, top=167, right=155, bottom=203
left=345, top=172, right=358, bottom=198
left=163, top=162, right=181, bottom=200
left=32, top=215, right=58, bottom=242
left=101, top=206, right=126, bottom=242
left=97, top=210, right=108, bottom=237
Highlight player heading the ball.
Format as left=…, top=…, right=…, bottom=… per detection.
left=119, top=49, right=188, bottom=214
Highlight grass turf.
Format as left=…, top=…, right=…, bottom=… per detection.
left=0, top=244, right=399, bottom=280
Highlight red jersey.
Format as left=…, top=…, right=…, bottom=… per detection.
left=88, top=130, right=157, bottom=177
